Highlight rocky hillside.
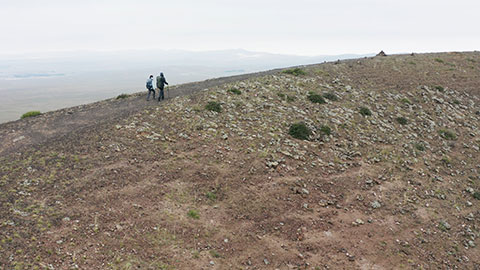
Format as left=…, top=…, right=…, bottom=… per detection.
left=1, top=52, right=480, bottom=269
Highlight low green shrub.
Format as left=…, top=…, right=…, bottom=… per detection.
left=434, top=85, right=444, bottom=92
left=21, top=111, right=41, bottom=119
left=116, top=93, right=129, bottom=99
left=434, top=58, right=444, bottom=64
left=473, top=192, right=480, bottom=200
left=206, top=191, right=217, bottom=201
left=414, top=143, right=425, bottom=151
left=323, top=92, right=338, bottom=101
left=396, top=117, right=408, bottom=125
left=187, top=210, right=200, bottom=219
left=210, top=250, right=221, bottom=258
left=289, top=122, right=311, bottom=140
left=205, top=101, right=222, bottom=113
left=283, top=68, right=306, bottom=76
left=320, top=125, right=332, bottom=136
left=438, top=129, right=457, bottom=140
left=286, top=95, right=296, bottom=102
left=359, top=107, right=372, bottom=116
left=307, top=92, right=326, bottom=104
left=400, top=98, right=412, bottom=105
left=227, top=88, right=241, bottom=95
left=441, top=155, right=451, bottom=165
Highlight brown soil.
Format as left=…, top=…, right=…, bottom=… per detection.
left=1, top=52, right=480, bottom=270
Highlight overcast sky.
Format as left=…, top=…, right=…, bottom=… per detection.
left=1, top=0, right=479, bottom=56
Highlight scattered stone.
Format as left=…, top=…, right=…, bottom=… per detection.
left=264, top=258, right=270, bottom=265
left=13, top=136, right=25, bottom=143
left=266, top=161, right=279, bottom=168
left=371, top=201, right=382, bottom=209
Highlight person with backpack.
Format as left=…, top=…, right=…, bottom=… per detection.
left=146, top=75, right=155, bottom=101
left=156, top=72, right=168, bottom=101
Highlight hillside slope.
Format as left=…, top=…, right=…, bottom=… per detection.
left=1, top=52, right=480, bottom=269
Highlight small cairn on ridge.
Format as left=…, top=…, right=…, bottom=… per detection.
left=376, top=50, right=387, bottom=57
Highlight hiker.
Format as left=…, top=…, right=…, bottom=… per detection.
left=146, top=75, right=155, bottom=101
left=156, top=72, right=169, bottom=101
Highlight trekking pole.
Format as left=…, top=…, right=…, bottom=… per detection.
left=167, top=86, right=170, bottom=99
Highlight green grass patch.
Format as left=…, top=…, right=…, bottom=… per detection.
left=323, top=92, right=338, bottom=101
left=286, top=95, right=296, bottom=102
left=205, top=101, right=222, bottom=113
left=453, top=99, right=460, bottom=105
left=414, top=143, right=425, bottom=152
left=210, top=250, right=221, bottom=258
left=400, top=98, right=412, bottom=105
left=396, top=117, right=408, bottom=125
left=434, top=85, right=444, bottom=92
left=434, top=58, right=444, bottom=64
left=283, top=68, right=307, bottom=76
left=206, top=191, right=217, bottom=201
left=21, top=111, right=41, bottom=119
left=438, top=129, right=457, bottom=140
left=187, top=210, right=200, bottom=219
left=307, top=92, right=326, bottom=104
left=441, top=155, right=451, bottom=165
left=359, top=107, right=372, bottom=116
left=289, top=122, right=311, bottom=140
left=227, top=88, right=241, bottom=95
left=116, top=93, right=129, bottom=99
left=473, top=192, right=480, bottom=200
left=320, top=125, right=332, bottom=136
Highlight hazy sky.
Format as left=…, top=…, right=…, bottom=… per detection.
left=1, top=0, right=479, bottom=56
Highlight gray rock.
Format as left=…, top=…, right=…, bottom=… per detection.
left=439, top=220, right=451, bottom=230
left=13, top=136, right=25, bottom=143
left=371, top=201, right=382, bottom=209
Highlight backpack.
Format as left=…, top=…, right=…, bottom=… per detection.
left=146, top=80, right=153, bottom=89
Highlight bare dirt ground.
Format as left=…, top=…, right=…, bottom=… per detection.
left=1, top=52, right=480, bottom=270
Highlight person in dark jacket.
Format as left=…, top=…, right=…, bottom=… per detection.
left=156, top=72, right=168, bottom=101
left=146, top=75, right=155, bottom=101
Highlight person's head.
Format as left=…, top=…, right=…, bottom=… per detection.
left=149, top=75, right=153, bottom=79
left=160, top=72, right=164, bottom=77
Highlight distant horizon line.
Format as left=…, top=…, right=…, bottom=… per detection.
left=0, top=48, right=377, bottom=59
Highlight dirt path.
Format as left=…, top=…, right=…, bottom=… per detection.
left=0, top=68, right=288, bottom=156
